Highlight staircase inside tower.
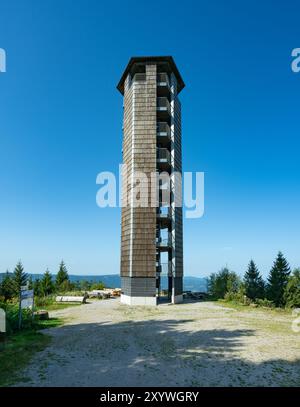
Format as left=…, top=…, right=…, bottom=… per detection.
left=156, top=71, right=173, bottom=302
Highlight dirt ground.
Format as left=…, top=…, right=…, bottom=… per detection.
left=14, top=299, right=300, bottom=387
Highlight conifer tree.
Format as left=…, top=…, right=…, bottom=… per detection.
left=0, top=271, right=14, bottom=301
left=55, top=260, right=69, bottom=288
left=33, top=278, right=42, bottom=297
left=41, top=269, right=54, bottom=296
left=244, top=260, right=265, bottom=300
left=267, top=252, right=291, bottom=307
left=284, top=268, right=300, bottom=308
left=28, top=275, right=33, bottom=290
left=12, top=261, right=28, bottom=296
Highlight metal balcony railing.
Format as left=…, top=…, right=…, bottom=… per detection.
left=156, top=262, right=172, bottom=277
left=156, top=236, right=172, bottom=249
left=161, top=262, right=172, bottom=276
left=157, top=97, right=171, bottom=114
left=133, top=73, right=146, bottom=82
left=157, top=148, right=171, bottom=164
left=157, top=206, right=172, bottom=217
left=157, top=122, right=171, bottom=137
left=159, top=177, right=170, bottom=190
left=157, top=207, right=172, bottom=226
left=157, top=73, right=170, bottom=87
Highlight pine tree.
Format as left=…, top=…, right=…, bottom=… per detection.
left=244, top=260, right=265, bottom=300
left=0, top=271, right=14, bottom=301
left=267, top=252, right=291, bottom=307
left=12, top=261, right=28, bottom=296
left=33, top=278, right=42, bottom=297
left=28, top=275, right=33, bottom=290
left=55, top=261, right=69, bottom=288
left=207, top=273, right=217, bottom=298
left=41, top=269, right=54, bottom=296
left=284, top=268, right=300, bottom=308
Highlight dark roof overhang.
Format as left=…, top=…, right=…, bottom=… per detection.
left=117, top=56, right=185, bottom=95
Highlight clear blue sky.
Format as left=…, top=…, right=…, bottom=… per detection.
left=0, top=0, right=299, bottom=278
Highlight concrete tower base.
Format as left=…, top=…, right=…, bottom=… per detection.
left=120, top=294, right=157, bottom=306
left=172, top=294, right=183, bottom=304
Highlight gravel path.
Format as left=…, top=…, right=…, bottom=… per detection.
left=15, top=299, right=300, bottom=386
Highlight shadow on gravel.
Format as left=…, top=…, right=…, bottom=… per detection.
left=21, top=317, right=300, bottom=386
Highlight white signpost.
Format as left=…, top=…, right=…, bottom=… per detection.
left=18, top=285, right=34, bottom=329
left=0, top=308, right=5, bottom=333
left=21, top=289, right=34, bottom=309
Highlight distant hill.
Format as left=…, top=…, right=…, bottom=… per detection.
left=159, top=275, right=207, bottom=292
left=182, top=276, right=208, bottom=292
left=0, top=273, right=207, bottom=292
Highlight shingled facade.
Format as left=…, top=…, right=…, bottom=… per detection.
left=117, top=56, right=185, bottom=305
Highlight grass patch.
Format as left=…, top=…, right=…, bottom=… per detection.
left=0, top=318, right=62, bottom=387
left=34, top=295, right=84, bottom=311
left=36, top=317, right=63, bottom=329
left=216, top=300, right=292, bottom=315
left=38, top=302, right=81, bottom=311
left=216, top=300, right=248, bottom=311
left=216, top=300, right=296, bottom=335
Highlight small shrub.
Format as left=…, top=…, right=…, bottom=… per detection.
left=34, top=295, right=55, bottom=308
left=224, top=285, right=251, bottom=305
left=224, top=292, right=249, bottom=305
left=284, top=269, right=300, bottom=309
left=255, top=298, right=275, bottom=308
left=91, top=282, right=105, bottom=290
left=208, top=268, right=241, bottom=299
left=0, top=302, right=34, bottom=334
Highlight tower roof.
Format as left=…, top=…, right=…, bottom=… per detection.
left=117, top=56, right=185, bottom=95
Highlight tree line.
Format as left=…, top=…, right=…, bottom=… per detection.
left=207, top=251, right=300, bottom=308
left=0, top=260, right=105, bottom=302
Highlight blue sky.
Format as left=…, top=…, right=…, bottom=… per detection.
left=0, top=0, right=299, bottom=278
